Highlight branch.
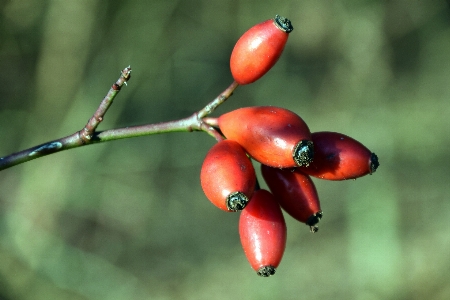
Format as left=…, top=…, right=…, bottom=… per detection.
left=0, top=67, right=238, bottom=171
left=79, top=66, right=132, bottom=143
left=197, top=81, right=239, bottom=118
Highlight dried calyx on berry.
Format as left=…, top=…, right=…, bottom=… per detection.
left=273, top=15, right=293, bottom=33
left=293, top=140, right=314, bottom=167
left=306, top=211, right=323, bottom=233
left=226, top=191, right=249, bottom=211
left=257, top=265, right=277, bottom=277
left=370, top=152, right=380, bottom=174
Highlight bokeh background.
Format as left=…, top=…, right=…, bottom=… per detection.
left=0, top=0, right=449, bottom=299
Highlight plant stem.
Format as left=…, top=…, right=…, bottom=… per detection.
left=202, top=117, right=219, bottom=127
left=197, top=81, right=239, bottom=118
left=0, top=68, right=238, bottom=171
left=79, top=66, right=132, bottom=143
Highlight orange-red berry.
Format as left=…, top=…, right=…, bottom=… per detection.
left=261, top=165, right=322, bottom=232
left=239, top=189, right=287, bottom=277
left=200, top=140, right=256, bottom=211
left=299, top=131, right=379, bottom=180
left=218, top=106, right=314, bottom=168
left=230, top=15, right=293, bottom=85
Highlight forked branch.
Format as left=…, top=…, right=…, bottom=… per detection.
left=0, top=66, right=239, bottom=171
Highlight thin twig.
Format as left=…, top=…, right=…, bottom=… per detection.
left=79, top=66, right=132, bottom=143
left=197, top=81, right=239, bottom=118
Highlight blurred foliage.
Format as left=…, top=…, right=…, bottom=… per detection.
left=0, top=0, right=449, bottom=299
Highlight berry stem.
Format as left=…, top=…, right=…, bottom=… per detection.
left=199, top=123, right=225, bottom=142
left=0, top=71, right=237, bottom=171
left=202, top=117, right=219, bottom=127
left=197, top=81, right=239, bottom=118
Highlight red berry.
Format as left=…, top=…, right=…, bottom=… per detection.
left=299, top=131, right=379, bottom=180
left=261, top=165, right=322, bottom=232
left=200, top=140, right=256, bottom=211
left=230, top=15, right=293, bottom=85
left=218, top=106, right=314, bottom=168
left=239, top=189, right=287, bottom=277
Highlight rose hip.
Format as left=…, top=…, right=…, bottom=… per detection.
left=261, top=164, right=323, bottom=232
left=230, top=15, right=293, bottom=85
left=200, top=140, right=256, bottom=211
left=299, top=131, right=379, bottom=180
left=218, top=106, right=314, bottom=168
left=239, top=189, right=287, bottom=277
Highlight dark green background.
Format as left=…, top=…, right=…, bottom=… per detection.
left=0, top=1, right=449, bottom=299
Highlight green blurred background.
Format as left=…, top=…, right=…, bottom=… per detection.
left=0, top=0, right=449, bottom=299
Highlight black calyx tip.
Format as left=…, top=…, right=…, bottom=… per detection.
left=293, top=140, right=314, bottom=167
left=370, top=152, right=379, bottom=174
left=274, top=15, right=293, bottom=33
left=306, top=211, right=323, bottom=233
left=226, top=191, right=249, bottom=211
left=257, top=265, right=276, bottom=277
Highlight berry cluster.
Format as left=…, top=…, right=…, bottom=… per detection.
left=200, top=15, right=379, bottom=277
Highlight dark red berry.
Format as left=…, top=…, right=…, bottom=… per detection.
left=299, top=131, right=379, bottom=180
left=261, top=165, right=322, bottom=232
left=200, top=140, right=256, bottom=211
left=239, top=189, right=287, bottom=277
left=230, top=15, right=293, bottom=85
left=218, top=106, right=314, bottom=168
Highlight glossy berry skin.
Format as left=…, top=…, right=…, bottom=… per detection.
left=239, top=189, right=287, bottom=277
left=230, top=15, right=293, bottom=85
left=200, top=140, right=256, bottom=212
left=218, top=106, right=314, bottom=168
left=299, top=131, right=379, bottom=180
left=261, top=164, right=322, bottom=232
